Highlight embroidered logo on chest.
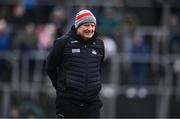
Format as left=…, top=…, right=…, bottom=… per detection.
left=92, top=49, right=97, bottom=55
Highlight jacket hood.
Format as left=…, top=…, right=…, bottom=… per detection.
left=67, top=25, right=98, bottom=44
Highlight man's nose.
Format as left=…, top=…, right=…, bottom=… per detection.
left=88, top=25, right=94, bottom=30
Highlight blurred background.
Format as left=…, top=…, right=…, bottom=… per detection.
left=0, top=0, right=180, bottom=118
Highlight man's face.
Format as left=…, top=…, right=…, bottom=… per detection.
left=76, top=22, right=95, bottom=41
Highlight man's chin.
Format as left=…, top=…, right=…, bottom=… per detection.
left=85, top=37, right=92, bottom=40
left=85, top=35, right=93, bottom=39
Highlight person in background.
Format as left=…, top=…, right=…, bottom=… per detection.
left=0, top=19, right=10, bottom=51
left=126, top=32, right=150, bottom=99
left=101, top=36, right=117, bottom=83
left=46, top=9, right=105, bottom=118
left=36, top=23, right=56, bottom=51
left=0, top=19, right=11, bottom=82
left=13, top=23, right=38, bottom=52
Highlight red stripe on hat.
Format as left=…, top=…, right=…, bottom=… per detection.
left=76, top=13, right=92, bottom=20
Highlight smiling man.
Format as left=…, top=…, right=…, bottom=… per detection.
left=46, top=9, right=105, bottom=118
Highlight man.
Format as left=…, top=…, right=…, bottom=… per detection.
left=46, top=9, right=105, bottom=118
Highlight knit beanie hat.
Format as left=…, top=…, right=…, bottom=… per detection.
left=75, top=9, right=96, bottom=28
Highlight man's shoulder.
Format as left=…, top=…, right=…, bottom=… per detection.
left=51, top=35, right=70, bottom=50
left=55, top=35, right=69, bottom=44
left=95, top=38, right=104, bottom=46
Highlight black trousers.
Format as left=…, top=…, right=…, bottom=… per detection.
left=56, top=97, right=103, bottom=118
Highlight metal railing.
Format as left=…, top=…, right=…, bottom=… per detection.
left=0, top=50, right=180, bottom=118
left=100, top=53, right=180, bottom=118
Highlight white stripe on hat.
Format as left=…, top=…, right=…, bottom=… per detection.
left=75, top=9, right=96, bottom=28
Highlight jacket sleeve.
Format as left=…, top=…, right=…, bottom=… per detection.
left=46, top=37, right=66, bottom=89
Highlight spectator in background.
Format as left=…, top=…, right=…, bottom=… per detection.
left=0, top=19, right=11, bottom=82
left=117, top=12, right=139, bottom=54
left=10, top=4, right=26, bottom=28
left=99, top=7, right=120, bottom=34
left=115, top=12, right=140, bottom=76
left=8, top=105, right=20, bottom=118
left=20, top=0, right=37, bottom=23
left=102, top=36, right=117, bottom=61
left=13, top=23, right=38, bottom=52
left=36, top=23, right=56, bottom=51
left=126, top=32, right=150, bottom=99
left=0, top=19, right=11, bottom=51
left=35, top=0, right=56, bottom=23
left=9, top=4, right=27, bottom=42
left=8, top=100, right=45, bottom=118
left=19, top=101, right=45, bottom=118
left=101, top=36, right=117, bottom=83
left=168, top=13, right=180, bottom=54
left=49, top=7, right=67, bottom=37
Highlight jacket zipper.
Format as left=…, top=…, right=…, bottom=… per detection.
left=84, top=44, right=88, bottom=100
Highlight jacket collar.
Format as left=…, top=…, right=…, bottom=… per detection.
left=67, top=25, right=98, bottom=44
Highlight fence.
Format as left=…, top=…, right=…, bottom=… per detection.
left=0, top=27, right=180, bottom=118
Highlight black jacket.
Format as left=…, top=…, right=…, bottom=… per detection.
left=46, top=25, right=105, bottom=102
